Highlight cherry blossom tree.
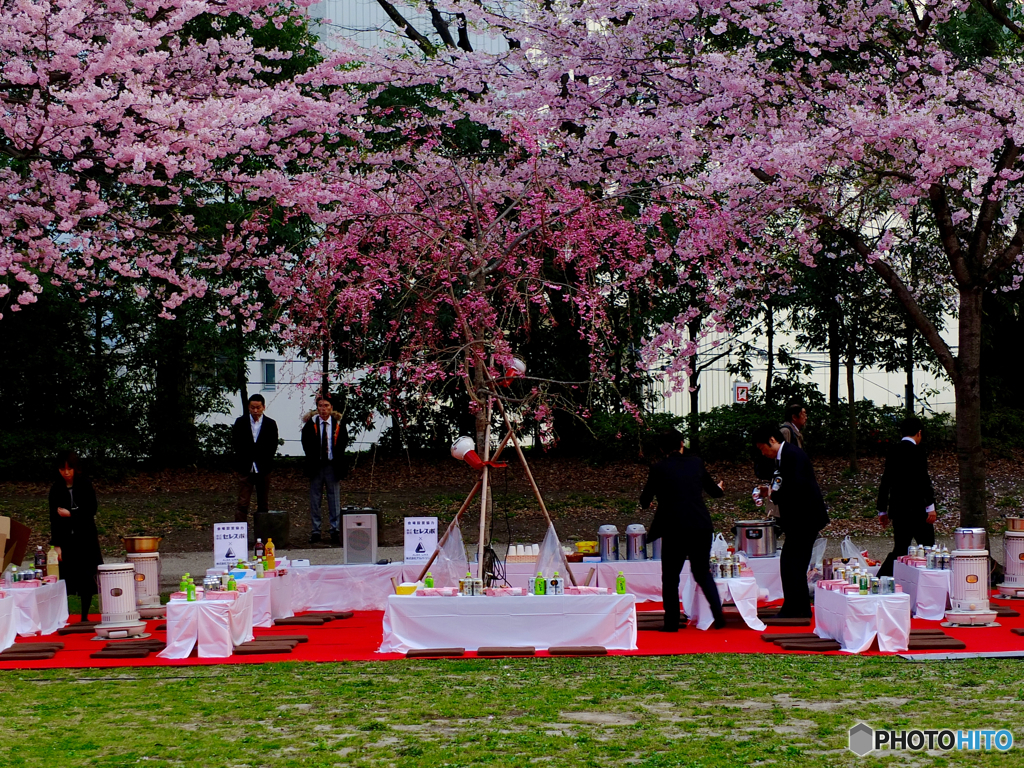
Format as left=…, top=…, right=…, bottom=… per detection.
left=345, top=0, right=1024, bottom=527
left=0, top=0, right=343, bottom=322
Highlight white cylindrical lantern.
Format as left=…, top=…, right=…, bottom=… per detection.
left=1004, top=532, right=1024, bottom=585
left=126, top=552, right=163, bottom=617
left=95, top=563, right=147, bottom=637
left=949, top=550, right=990, bottom=610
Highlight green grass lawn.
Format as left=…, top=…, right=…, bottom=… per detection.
left=1, top=655, right=1021, bottom=767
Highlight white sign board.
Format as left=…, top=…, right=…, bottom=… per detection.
left=214, top=522, right=249, bottom=567
left=404, top=517, right=438, bottom=565
left=733, top=381, right=752, bottom=404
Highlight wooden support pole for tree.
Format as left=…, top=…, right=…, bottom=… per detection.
left=477, top=402, right=493, bottom=579
left=415, top=431, right=512, bottom=582
left=495, top=400, right=577, bottom=586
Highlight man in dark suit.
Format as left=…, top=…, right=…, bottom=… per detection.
left=231, top=393, right=279, bottom=524
left=301, top=394, right=349, bottom=546
left=753, top=424, right=829, bottom=618
left=640, top=428, right=727, bottom=631
left=876, top=416, right=936, bottom=577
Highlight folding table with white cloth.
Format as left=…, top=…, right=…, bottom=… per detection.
left=246, top=573, right=295, bottom=628
left=687, top=577, right=766, bottom=631
left=893, top=561, right=951, bottom=622
left=158, top=591, right=255, bottom=659
left=0, top=594, right=17, bottom=651
left=745, top=555, right=784, bottom=601
left=595, top=561, right=694, bottom=604
left=11, top=581, right=69, bottom=637
left=813, top=588, right=911, bottom=653
left=596, top=559, right=781, bottom=604
left=378, top=593, right=638, bottom=653
left=290, top=563, right=410, bottom=612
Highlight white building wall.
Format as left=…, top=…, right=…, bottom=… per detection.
left=204, top=357, right=386, bottom=456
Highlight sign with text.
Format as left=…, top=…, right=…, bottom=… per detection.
left=404, top=517, right=438, bottom=565
left=214, top=522, right=249, bottom=567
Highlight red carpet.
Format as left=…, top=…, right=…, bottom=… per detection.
left=2, top=597, right=1022, bottom=670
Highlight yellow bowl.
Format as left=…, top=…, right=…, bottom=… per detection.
left=122, top=536, right=162, bottom=553
left=575, top=541, right=598, bottom=555
left=396, top=584, right=419, bottom=595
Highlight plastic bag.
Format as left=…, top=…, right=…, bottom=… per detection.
left=432, top=522, right=470, bottom=588
left=840, top=536, right=869, bottom=569
left=712, top=532, right=730, bottom=560
left=806, top=536, right=829, bottom=584
left=535, top=523, right=564, bottom=577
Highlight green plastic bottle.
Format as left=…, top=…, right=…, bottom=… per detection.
left=186, top=578, right=197, bottom=602
left=616, top=571, right=627, bottom=595
left=424, top=572, right=434, bottom=589
left=535, top=571, right=546, bottom=595
left=179, top=574, right=188, bottom=595
left=227, top=573, right=237, bottom=592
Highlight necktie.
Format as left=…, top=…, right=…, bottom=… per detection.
left=321, top=418, right=328, bottom=462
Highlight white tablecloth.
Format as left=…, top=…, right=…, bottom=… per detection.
left=814, top=588, right=910, bottom=653
left=379, top=593, right=638, bottom=653
left=596, top=558, right=781, bottom=604
left=158, top=591, right=255, bottom=659
left=893, top=561, right=951, bottom=621
left=291, top=563, right=416, bottom=612
left=247, top=573, right=295, bottom=628
left=0, top=594, right=16, bottom=652
left=11, top=581, right=69, bottom=637
left=746, top=555, right=784, bottom=601
left=688, top=577, right=766, bottom=631
left=595, top=561, right=692, bottom=604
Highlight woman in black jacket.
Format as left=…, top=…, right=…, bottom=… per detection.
left=48, top=451, right=104, bottom=622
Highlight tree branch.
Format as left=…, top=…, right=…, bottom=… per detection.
left=372, top=0, right=436, bottom=56
left=927, top=183, right=973, bottom=285
left=970, top=140, right=1019, bottom=279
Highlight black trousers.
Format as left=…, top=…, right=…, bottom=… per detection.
left=778, top=529, right=820, bottom=618
left=236, top=472, right=270, bottom=522
left=660, top=531, right=723, bottom=629
left=877, top=514, right=935, bottom=578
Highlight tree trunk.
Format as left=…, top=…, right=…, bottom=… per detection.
left=905, top=318, right=915, bottom=414
left=687, top=318, right=701, bottom=454
left=473, top=357, right=493, bottom=575
left=235, top=320, right=249, bottom=413
left=846, top=341, right=858, bottom=473
left=321, top=338, right=330, bottom=399
left=956, top=287, right=987, bottom=528
left=152, top=321, right=197, bottom=467
left=828, top=313, right=841, bottom=408
left=764, top=300, right=775, bottom=403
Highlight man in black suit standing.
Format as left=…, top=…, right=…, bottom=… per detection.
left=301, top=393, right=348, bottom=546
left=876, top=416, right=936, bottom=577
left=232, top=393, right=279, bottom=524
left=640, top=428, right=727, bottom=632
left=753, top=424, right=829, bottom=618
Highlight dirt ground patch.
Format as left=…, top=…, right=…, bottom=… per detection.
left=2, top=449, right=1022, bottom=556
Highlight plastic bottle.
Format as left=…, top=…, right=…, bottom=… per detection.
left=616, top=571, right=627, bottom=595
left=551, top=571, right=562, bottom=595
left=424, top=572, right=434, bottom=589
left=227, top=573, right=237, bottom=591
left=255, top=558, right=264, bottom=578
left=535, top=571, right=546, bottom=595
left=254, top=538, right=265, bottom=561
left=46, top=546, right=59, bottom=578
left=180, top=573, right=190, bottom=595
left=34, top=545, right=45, bottom=570
left=186, top=578, right=196, bottom=602
left=265, top=538, right=276, bottom=570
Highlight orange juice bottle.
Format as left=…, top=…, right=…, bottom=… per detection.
left=265, top=538, right=276, bottom=570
